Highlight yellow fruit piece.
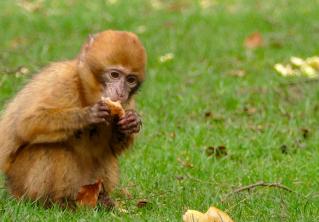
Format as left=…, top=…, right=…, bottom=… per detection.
left=300, top=64, right=318, bottom=78
left=290, top=57, right=305, bottom=67
left=183, top=206, right=234, bottom=222
left=274, top=64, right=295, bottom=76
left=306, top=56, right=319, bottom=70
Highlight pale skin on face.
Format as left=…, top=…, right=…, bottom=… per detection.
left=90, top=65, right=142, bottom=136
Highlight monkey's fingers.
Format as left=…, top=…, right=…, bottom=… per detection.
left=121, top=126, right=140, bottom=135
left=97, top=111, right=110, bottom=118
left=117, top=115, right=137, bottom=125
left=91, top=117, right=107, bottom=124
left=98, top=106, right=110, bottom=112
left=119, top=120, right=139, bottom=130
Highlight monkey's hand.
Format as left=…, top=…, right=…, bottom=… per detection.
left=116, top=110, right=142, bottom=135
left=88, top=100, right=111, bottom=124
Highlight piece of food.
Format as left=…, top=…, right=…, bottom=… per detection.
left=183, top=206, right=234, bottom=222
left=306, top=56, right=319, bottom=69
left=290, top=57, right=305, bottom=67
left=76, top=180, right=103, bottom=207
left=101, top=97, right=125, bottom=118
left=183, top=210, right=205, bottom=222
left=274, top=64, right=295, bottom=77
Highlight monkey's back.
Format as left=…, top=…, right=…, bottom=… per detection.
left=0, top=61, right=81, bottom=170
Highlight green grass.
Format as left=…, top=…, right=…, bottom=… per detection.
left=1, top=0, right=319, bottom=221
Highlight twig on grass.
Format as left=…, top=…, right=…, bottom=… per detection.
left=222, top=181, right=293, bottom=202
left=279, top=78, right=319, bottom=87
left=186, top=173, right=217, bottom=186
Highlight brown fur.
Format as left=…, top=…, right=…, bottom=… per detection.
left=0, top=30, right=146, bottom=205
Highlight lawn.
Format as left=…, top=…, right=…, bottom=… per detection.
left=0, top=0, right=319, bottom=221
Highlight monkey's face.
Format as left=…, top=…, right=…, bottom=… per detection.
left=99, top=66, right=140, bottom=103
left=79, top=30, right=146, bottom=104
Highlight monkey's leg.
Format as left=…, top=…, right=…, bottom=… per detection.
left=5, top=144, right=85, bottom=206
left=96, top=155, right=119, bottom=208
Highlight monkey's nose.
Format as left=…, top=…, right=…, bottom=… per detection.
left=116, top=89, right=124, bottom=98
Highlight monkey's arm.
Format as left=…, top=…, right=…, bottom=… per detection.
left=17, top=107, right=91, bottom=143
left=110, top=110, right=141, bottom=155
left=17, top=101, right=109, bottom=144
left=110, top=130, right=135, bottom=156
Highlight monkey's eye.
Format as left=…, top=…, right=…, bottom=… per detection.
left=126, top=75, right=138, bottom=86
left=110, top=71, right=120, bottom=79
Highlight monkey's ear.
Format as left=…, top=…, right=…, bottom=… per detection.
left=79, top=34, right=96, bottom=64
left=86, top=34, right=96, bottom=48
left=83, top=34, right=96, bottom=52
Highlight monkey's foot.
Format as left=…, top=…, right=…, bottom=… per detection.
left=98, top=194, right=115, bottom=210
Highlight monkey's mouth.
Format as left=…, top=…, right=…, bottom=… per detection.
left=102, top=94, right=127, bottom=107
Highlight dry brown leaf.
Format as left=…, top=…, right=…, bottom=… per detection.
left=243, top=106, right=257, bottom=115
left=120, top=187, right=132, bottom=199
left=248, top=124, right=264, bottom=132
left=177, top=157, right=194, bottom=168
left=10, top=37, right=28, bottom=49
left=244, top=32, right=263, bottom=49
left=76, top=179, right=102, bottom=207
left=176, top=175, right=185, bottom=181
left=163, top=21, right=175, bottom=28
left=301, top=128, right=310, bottom=139
left=205, top=146, right=228, bottom=158
left=17, top=0, right=44, bottom=12
left=228, top=69, right=246, bottom=77
left=136, top=199, right=149, bottom=208
left=169, top=132, right=176, bottom=139
left=183, top=206, right=234, bottom=222
left=204, top=111, right=212, bottom=118
left=280, top=144, right=288, bottom=154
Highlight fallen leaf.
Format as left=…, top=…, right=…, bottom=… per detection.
left=136, top=25, right=146, bottom=34
left=203, top=112, right=224, bottom=122
left=118, top=207, right=129, bottom=213
left=306, top=56, right=319, bottom=69
left=228, top=69, right=246, bottom=77
left=150, top=0, right=163, bottom=10
left=137, top=199, right=149, bottom=208
left=199, top=0, right=216, bottom=9
left=300, top=64, right=317, bottom=78
left=76, top=179, right=103, bottom=207
left=248, top=124, right=264, bottom=132
left=243, top=106, right=257, bottom=115
left=15, top=66, right=30, bottom=77
left=204, top=111, right=212, bottom=118
left=17, top=0, right=44, bottom=12
left=120, top=188, right=132, bottom=199
left=176, top=175, right=185, bottom=181
left=177, top=157, right=194, bottom=168
left=10, top=37, right=28, bottom=49
left=290, top=57, right=304, bottom=67
left=205, top=146, right=227, bottom=158
left=169, top=132, right=176, bottom=139
left=106, top=0, right=118, bottom=5
left=167, top=2, right=189, bottom=12
left=244, top=32, right=263, bottom=49
left=163, top=21, right=175, bottom=28
left=280, top=144, right=288, bottom=154
left=159, top=53, right=174, bottom=63
left=301, top=128, right=310, bottom=140
left=274, top=56, right=319, bottom=79
left=183, top=206, right=234, bottom=222
left=295, top=139, right=307, bottom=150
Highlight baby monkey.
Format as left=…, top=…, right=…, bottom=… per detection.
left=0, top=30, right=147, bottom=207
